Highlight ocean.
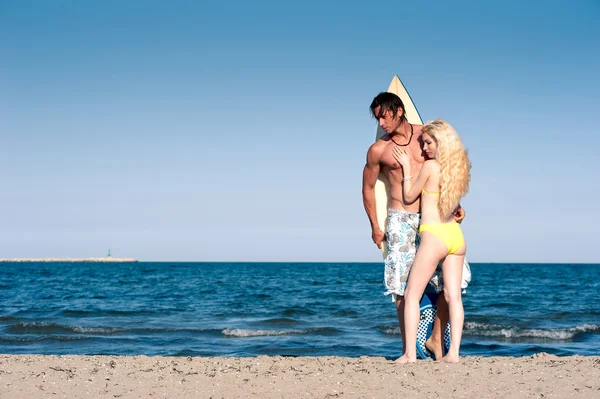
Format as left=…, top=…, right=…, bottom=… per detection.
left=0, top=262, right=598, bottom=358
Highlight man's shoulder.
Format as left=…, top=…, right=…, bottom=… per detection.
left=366, top=137, right=390, bottom=164
left=411, top=123, right=424, bottom=134
left=370, top=137, right=390, bottom=152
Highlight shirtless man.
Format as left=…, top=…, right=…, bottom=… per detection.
left=362, top=92, right=470, bottom=360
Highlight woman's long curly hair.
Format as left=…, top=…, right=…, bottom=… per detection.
left=422, top=120, right=471, bottom=221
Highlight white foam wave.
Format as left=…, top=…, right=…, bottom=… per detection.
left=464, top=322, right=600, bottom=340
left=222, top=328, right=306, bottom=337
left=72, top=326, right=122, bottom=334
left=573, top=324, right=600, bottom=332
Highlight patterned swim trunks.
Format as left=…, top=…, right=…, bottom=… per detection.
left=383, top=208, right=471, bottom=301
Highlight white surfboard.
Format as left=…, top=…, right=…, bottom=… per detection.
left=375, top=75, right=423, bottom=259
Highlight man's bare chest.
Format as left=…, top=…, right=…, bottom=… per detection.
left=380, top=143, right=423, bottom=171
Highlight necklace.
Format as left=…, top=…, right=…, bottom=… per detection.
left=391, top=123, right=413, bottom=146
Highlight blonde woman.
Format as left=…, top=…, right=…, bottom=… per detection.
left=393, top=119, right=471, bottom=363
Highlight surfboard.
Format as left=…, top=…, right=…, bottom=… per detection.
left=374, top=76, right=450, bottom=360
left=374, top=75, right=423, bottom=259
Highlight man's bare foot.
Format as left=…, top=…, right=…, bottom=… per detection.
left=395, top=355, right=416, bottom=364
left=425, top=337, right=443, bottom=361
left=440, top=353, right=460, bottom=363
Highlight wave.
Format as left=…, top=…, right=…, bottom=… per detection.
left=0, top=315, right=21, bottom=322
left=380, top=326, right=400, bottom=335
left=281, top=308, right=317, bottom=317
left=252, top=293, right=272, bottom=299
left=331, top=309, right=359, bottom=317
left=222, top=327, right=340, bottom=338
left=378, top=323, right=600, bottom=340
left=257, top=318, right=300, bottom=325
left=5, top=322, right=124, bottom=335
left=4, top=322, right=223, bottom=336
left=464, top=322, right=600, bottom=340
left=59, top=309, right=162, bottom=317
left=0, top=335, right=91, bottom=342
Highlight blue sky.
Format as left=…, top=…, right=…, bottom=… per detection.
left=1, top=0, right=599, bottom=262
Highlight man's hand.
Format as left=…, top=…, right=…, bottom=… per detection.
left=372, top=227, right=386, bottom=249
left=453, top=206, right=466, bottom=224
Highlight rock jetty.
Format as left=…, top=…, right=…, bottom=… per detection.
left=0, top=257, right=138, bottom=262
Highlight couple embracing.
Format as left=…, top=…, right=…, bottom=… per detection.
left=362, top=92, right=472, bottom=363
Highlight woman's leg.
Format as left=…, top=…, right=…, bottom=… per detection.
left=396, top=232, right=448, bottom=363
left=440, top=245, right=466, bottom=363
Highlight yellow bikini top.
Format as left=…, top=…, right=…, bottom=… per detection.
left=422, top=189, right=440, bottom=196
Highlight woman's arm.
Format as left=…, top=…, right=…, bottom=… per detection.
left=393, top=148, right=432, bottom=204
left=403, top=162, right=432, bottom=203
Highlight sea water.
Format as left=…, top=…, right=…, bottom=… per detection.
left=1, top=262, right=598, bottom=357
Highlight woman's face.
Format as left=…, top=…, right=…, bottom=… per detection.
left=421, top=132, right=438, bottom=159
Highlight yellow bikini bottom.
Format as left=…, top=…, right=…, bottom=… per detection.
left=419, top=221, right=465, bottom=255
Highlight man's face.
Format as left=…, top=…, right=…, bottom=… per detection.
left=373, top=106, right=402, bottom=133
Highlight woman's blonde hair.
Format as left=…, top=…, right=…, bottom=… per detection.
left=422, top=119, right=471, bottom=220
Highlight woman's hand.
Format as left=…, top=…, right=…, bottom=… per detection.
left=393, top=147, right=410, bottom=169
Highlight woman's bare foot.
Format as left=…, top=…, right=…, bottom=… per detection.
left=440, top=353, right=460, bottom=363
left=425, top=336, right=443, bottom=360
left=395, top=354, right=416, bottom=364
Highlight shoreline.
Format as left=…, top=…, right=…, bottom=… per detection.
left=1, top=354, right=598, bottom=398
left=0, top=257, right=138, bottom=263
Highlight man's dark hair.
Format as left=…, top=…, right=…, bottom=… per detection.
left=370, top=92, right=406, bottom=122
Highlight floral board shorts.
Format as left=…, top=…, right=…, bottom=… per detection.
left=383, top=208, right=472, bottom=301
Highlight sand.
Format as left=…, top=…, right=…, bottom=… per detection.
left=0, top=353, right=598, bottom=398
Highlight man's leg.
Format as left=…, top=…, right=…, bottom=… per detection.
left=395, top=295, right=405, bottom=353
left=426, top=292, right=449, bottom=360
left=384, top=210, right=423, bottom=359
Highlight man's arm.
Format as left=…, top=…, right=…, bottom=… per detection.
left=362, top=144, right=385, bottom=248
left=453, top=204, right=466, bottom=223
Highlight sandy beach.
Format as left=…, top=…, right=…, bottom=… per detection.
left=0, top=354, right=598, bottom=398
